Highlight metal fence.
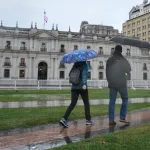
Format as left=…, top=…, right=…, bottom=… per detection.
left=0, top=79, right=149, bottom=89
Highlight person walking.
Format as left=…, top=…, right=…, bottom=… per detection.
left=106, top=45, right=131, bottom=126
left=60, top=61, right=95, bottom=128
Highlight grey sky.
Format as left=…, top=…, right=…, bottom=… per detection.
left=0, top=0, right=143, bottom=32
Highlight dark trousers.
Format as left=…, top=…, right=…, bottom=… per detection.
left=63, top=89, right=91, bottom=121
left=109, top=87, right=128, bottom=122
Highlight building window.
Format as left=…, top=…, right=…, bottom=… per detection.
left=87, top=46, right=91, bottom=49
left=42, top=43, right=46, bottom=48
left=4, top=57, right=11, bottom=66
left=20, top=42, right=26, bottom=50
left=143, top=63, right=147, bottom=70
left=41, top=43, right=47, bottom=51
left=99, top=47, right=103, bottom=54
left=59, top=71, right=65, bottom=79
left=19, top=70, right=25, bottom=78
left=143, top=73, right=147, bottom=80
left=141, top=49, right=149, bottom=56
left=5, top=41, right=11, bottom=49
left=87, top=72, right=91, bottom=79
left=99, top=72, right=103, bottom=80
left=19, top=58, right=26, bottom=67
left=74, top=45, right=78, bottom=50
left=126, top=49, right=131, bottom=56
left=60, top=44, right=65, bottom=52
left=111, top=48, right=115, bottom=55
left=4, top=69, right=10, bottom=78
left=98, top=61, right=104, bottom=69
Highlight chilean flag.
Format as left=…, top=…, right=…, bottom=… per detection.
left=44, top=11, right=48, bottom=23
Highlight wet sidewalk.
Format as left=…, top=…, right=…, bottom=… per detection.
left=0, top=108, right=150, bottom=150
left=0, top=97, right=150, bottom=108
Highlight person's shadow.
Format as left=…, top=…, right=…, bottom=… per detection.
left=109, top=123, right=130, bottom=133
left=59, top=128, right=72, bottom=144
left=84, top=125, right=92, bottom=139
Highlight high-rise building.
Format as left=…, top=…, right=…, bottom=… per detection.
left=122, top=0, right=150, bottom=42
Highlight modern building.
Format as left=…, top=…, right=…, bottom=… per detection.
left=122, top=0, right=150, bottom=42
left=0, top=21, right=149, bottom=82
left=80, top=21, right=119, bottom=36
left=129, top=0, right=150, bottom=19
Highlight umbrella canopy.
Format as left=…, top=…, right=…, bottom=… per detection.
left=110, top=36, right=150, bottom=49
left=60, top=49, right=98, bottom=64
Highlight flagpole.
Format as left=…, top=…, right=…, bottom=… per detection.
left=43, top=21, right=45, bottom=30
left=43, top=10, right=45, bottom=29
left=43, top=10, right=48, bottom=30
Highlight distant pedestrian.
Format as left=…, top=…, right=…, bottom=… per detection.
left=60, top=61, right=95, bottom=128
left=106, top=45, right=131, bottom=126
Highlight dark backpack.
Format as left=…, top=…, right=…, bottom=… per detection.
left=69, top=65, right=83, bottom=85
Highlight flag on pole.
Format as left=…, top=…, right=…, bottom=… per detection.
left=44, top=11, right=48, bottom=23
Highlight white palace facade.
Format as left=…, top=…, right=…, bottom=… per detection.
left=0, top=22, right=150, bottom=84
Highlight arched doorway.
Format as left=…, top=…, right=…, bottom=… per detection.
left=38, top=62, right=48, bottom=80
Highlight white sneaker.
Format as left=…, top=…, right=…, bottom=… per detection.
left=86, top=120, right=95, bottom=125
left=60, top=118, right=69, bottom=128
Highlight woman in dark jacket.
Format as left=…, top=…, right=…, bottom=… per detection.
left=60, top=61, right=95, bottom=128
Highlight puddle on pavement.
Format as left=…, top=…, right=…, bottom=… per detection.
left=0, top=108, right=150, bottom=150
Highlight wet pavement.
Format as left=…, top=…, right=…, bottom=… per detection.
left=0, top=108, right=150, bottom=150
left=0, top=97, right=150, bottom=108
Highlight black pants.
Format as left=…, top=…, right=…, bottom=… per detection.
left=63, top=89, right=91, bottom=121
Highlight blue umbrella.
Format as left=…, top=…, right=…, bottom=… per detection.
left=60, top=49, right=98, bottom=64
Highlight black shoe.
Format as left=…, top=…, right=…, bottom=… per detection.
left=60, top=118, right=69, bottom=128
left=109, top=121, right=116, bottom=127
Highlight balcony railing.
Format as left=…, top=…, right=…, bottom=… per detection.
left=60, top=48, right=66, bottom=53
left=59, top=64, right=65, bottom=68
left=5, top=46, right=12, bottom=50
left=98, top=50, right=104, bottom=55
left=20, top=47, right=27, bottom=50
left=126, top=52, right=131, bottom=56
left=19, top=63, right=26, bottom=67
left=4, top=62, right=11, bottom=66
left=143, top=67, right=148, bottom=70
left=40, top=48, right=47, bottom=52
left=98, top=66, right=104, bottom=69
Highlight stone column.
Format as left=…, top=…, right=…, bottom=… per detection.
left=54, top=58, right=58, bottom=79
left=12, top=56, right=18, bottom=79
left=55, top=40, right=58, bottom=52
left=53, top=58, right=55, bottom=79
left=92, top=59, right=97, bottom=80
left=29, top=38, right=33, bottom=51
left=14, top=38, right=18, bottom=50
left=49, top=56, right=53, bottom=79
left=0, top=55, right=2, bottom=78
left=0, top=37, right=2, bottom=49
left=31, top=57, right=34, bottom=79
left=51, top=40, right=54, bottom=51
left=27, top=57, right=32, bottom=79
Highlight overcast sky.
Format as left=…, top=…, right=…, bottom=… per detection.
left=0, top=0, right=143, bottom=32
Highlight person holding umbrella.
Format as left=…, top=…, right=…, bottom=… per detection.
left=59, top=49, right=97, bottom=128
left=106, top=45, right=131, bottom=126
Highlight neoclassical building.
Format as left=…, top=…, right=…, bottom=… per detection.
left=0, top=21, right=150, bottom=81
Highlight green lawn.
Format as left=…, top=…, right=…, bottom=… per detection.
left=0, top=89, right=150, bottom=102
left=0, top=103, right=150, bottom=130
left=51, top=123, right=150, bottom=150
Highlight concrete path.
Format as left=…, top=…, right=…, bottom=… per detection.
left=0, top=108, right=150, bottom=150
